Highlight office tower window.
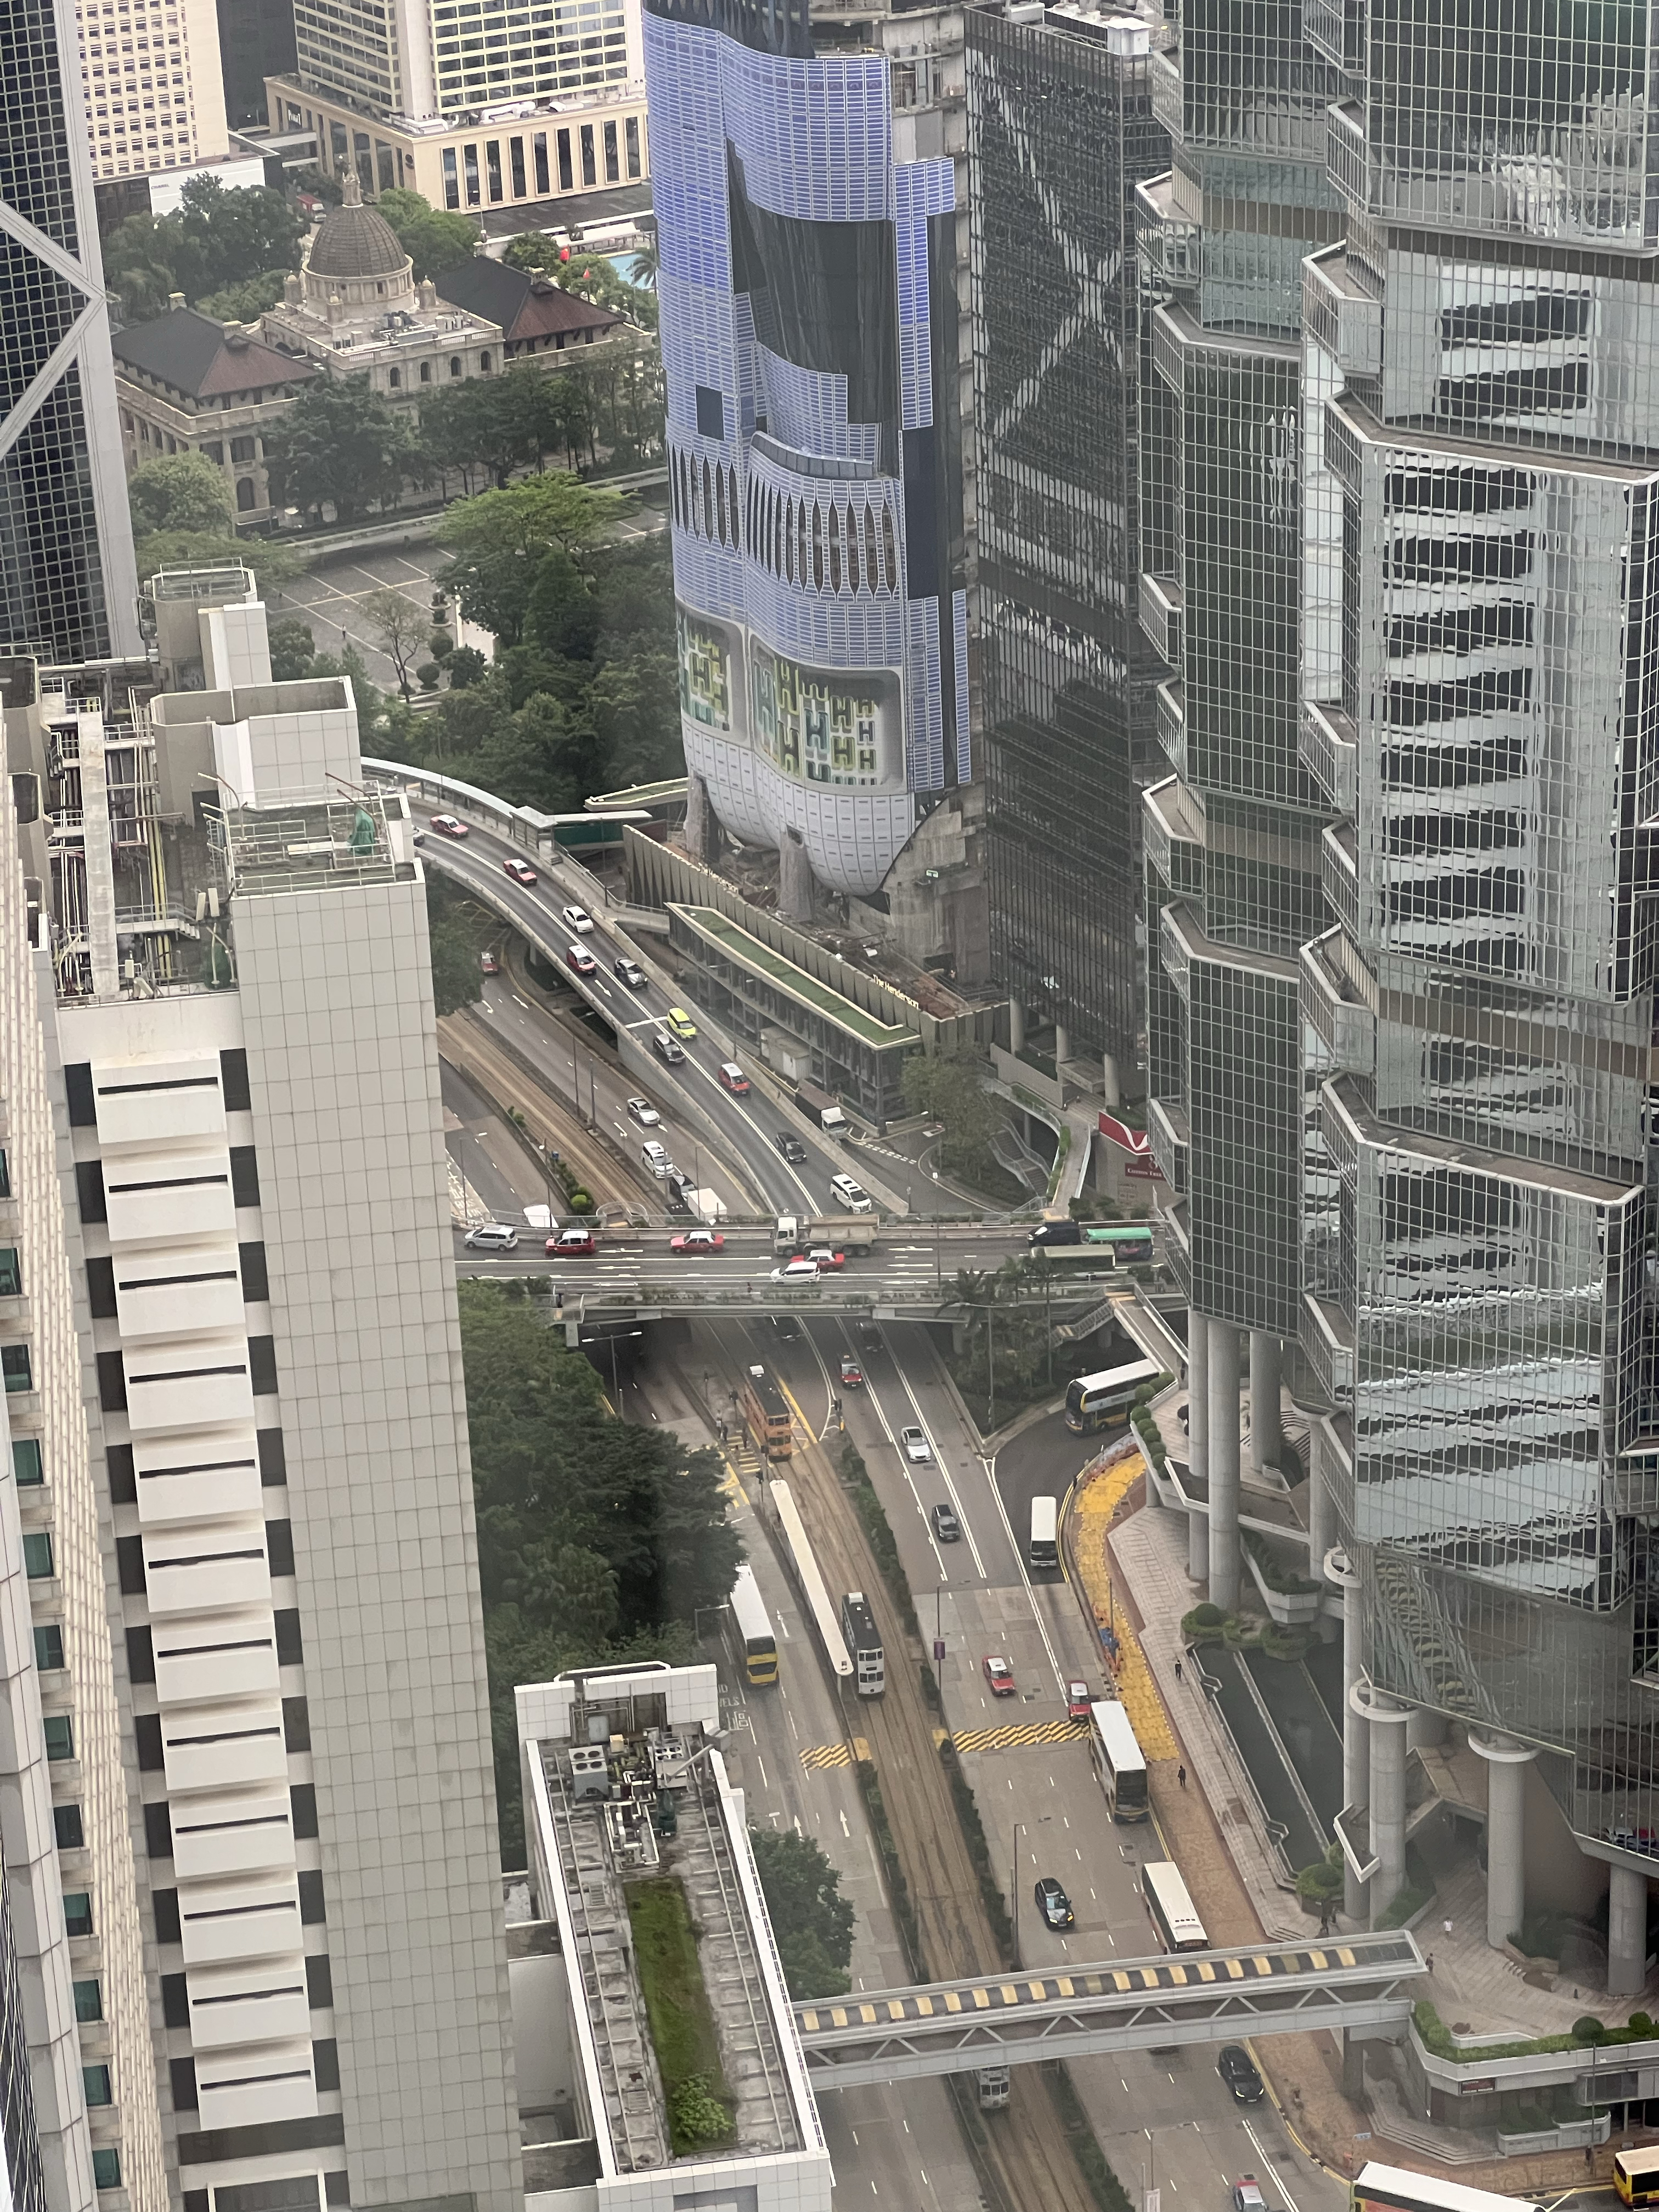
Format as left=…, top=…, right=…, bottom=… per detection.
left=11, top=1439, right=42, bottom=1486
left=42, top=1716, right=72, bottom=1761
left=52, top=1804, right=82, bottom=1850
left=534, top=132, right=550, bottom=193
left=626, top=117, right=640, bottom=177
left=0, top=1249, right=21, bottom=1299
left=92, top=2149, right=121, bottom=2189
left=603, top=120, right=619, bottom=180
left=72, top=1979, right=101, bottom=2022
left=486, top=140, right=502, bottom=200
left=463, top=144, right=480, bottom=204
left=580, top=124, right=596, bottom=185
left=442, top=148, right=459, bottom=207
left=61, top=1893, right=92, bottom=1938
left=557, top=129, right=573, bottom=190
left=21, top=1533, right=51, bottom=1579
left=0, top=1147, right=9, bottom=1197
left=510, top=137, right=526, bottom=196
left=32, top=1627, right=63, bottom=1672
left=1, top=1346, right=31, bottom=1395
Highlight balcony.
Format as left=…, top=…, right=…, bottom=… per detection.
left=1321, top=820, right=1359, bottom=939
left=1148, top=49, right=1182, bottom=139
left=1301, top=698, right=1357, bottom=815
left=1301, top=1292, right=1355, bottom=1404
left=1325, top=100, right=1370, bottom=209
left=1142, top=776, right=1205, bottom=898
left=1135, top=171, right=1199, bottom=287
left=1138, top=571, right=1183, bottom=668
left=1147, top=1094, right=1190, bottom=1195
left=1154, top=681, right=1186, bottom=774
left=1299, top=929, right=1376, bottom=1076
left=1302, top=248, right=1383, bottom=377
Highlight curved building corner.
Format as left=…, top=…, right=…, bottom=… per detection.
left=645, top=0, right=971, bottom=904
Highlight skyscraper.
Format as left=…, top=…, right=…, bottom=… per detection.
left=645, top=0, right=972, bottom=915
left=1133, top=0, right=1344, bottom=1592
left=0, top=738, right=160, bottom=2210
left=74, top=0, right=230, bottom=181
left=1294, top=0, right=1659, bottom=1973
left=968, top=2, right=1168, bottom=1087
left=0, top=0, right=140, bottom=661
left=8, top=570, right=522, bottom=2206
left=290, top=0, right=638, bottom=124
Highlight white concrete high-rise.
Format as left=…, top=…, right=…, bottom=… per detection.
left=72, top=0, right=230, bottom=180
left=290, top=0, right=639, bottom=125
left=7, top=567, right=521, bottom=2209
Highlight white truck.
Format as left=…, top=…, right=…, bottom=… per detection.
left=689, top=1189, right=729, bottom=1226
left=772, top=1212, right=878, bottom=1254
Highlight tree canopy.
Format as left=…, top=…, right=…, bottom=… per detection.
left=503, top=228, right=659, bottom=332
left=263, top=375, right=418, bottom=524
left=103, top=177, right=306, bottom=321
left=748, top=1828, right=855, bottom=1999
left=457, top=1280, right=740, bottom=1859
left=900, top=1049, right=1006, bottom=1189
left=435, top=471, right=624, bottom=645
left=426, top=874, right=484, bottom=1015
left=373, top=188, right=481, bottom=281
left=128, top=453, right=233, bottom=538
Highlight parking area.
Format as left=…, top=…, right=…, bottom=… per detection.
left=267, top=544, right=448, bottom=693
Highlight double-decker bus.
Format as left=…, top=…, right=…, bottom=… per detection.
left=1090, top=1699, right=1149, bottom=1822
left=1064, top=1357, right=1163, bottom=1434
left=1614, top=2152, right=1659, bottom=2208
left=840, top=1590, right=884, bottom=1696
left=742, top=1362, right=793, bottom=1461
left=726, top=1562, right=777, bottom=1687
left=1356, top=2165, right=1541, bottom=2212
left=1142, top=1859, right=1206, bottom=1951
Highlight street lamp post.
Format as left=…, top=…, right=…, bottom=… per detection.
left=1012, top=1821, right=1022, bottom=1965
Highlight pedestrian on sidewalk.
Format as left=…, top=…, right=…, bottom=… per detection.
left=1442, top=1916, right=1454, bottom=1940
left=1177, top=1764, right=1187, bottom=1787
left=1424, top=1953, right=1434, bottom=1973
left=1174, top=1658, right=1184, bottom=1684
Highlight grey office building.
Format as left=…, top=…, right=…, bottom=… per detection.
left=1134, top=0, right=1344, bottom=1588
left=1291, top=0, right=1659, bottom=1976
left=968, top=2, right=1168, bottom=1084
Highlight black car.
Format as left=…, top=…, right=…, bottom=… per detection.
left=857, top=1318, right=882, bottom=1351
left=614, top=956, right=647, bottom=989
left=772, top=1314, right=802, bottom=1342
left=1217, top=2045, right=1265, bottom=2104
left=1034, top=1876, right=1075, bottom=1929
left=775, top=1130, right=807, bottom=1163
left=651, top=1032, right=687, bottom=1064
left=931, top=1502, right=961, bottom=1543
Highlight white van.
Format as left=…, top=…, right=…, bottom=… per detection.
left=830, top=1172, right=873, bottom=1214
left=641, top=1139, right=670, bottom=1176
left=464, top=1222, right=519, bottom=1250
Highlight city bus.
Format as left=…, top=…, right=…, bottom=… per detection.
left=1355, top=2165, right=1542, bottom=2212
left=726, top=1563, right=778, bottom=1688
left=1029, top=1494, right=1058, bottom=1570
left=1613, top=2152, right=1659, bottom=2208
left=1064, top=1357, right=1163, bottom=1434
left=1037, top=1226, right=1157, bottom=1269
left=1090, top=1699, right=1149, bottom=1822
left=742, top=1362, right=793, bottom=1462
left=840, top=1591, right=884, bottom=1697
left=1142, top=1859, right=1207, bottom=1952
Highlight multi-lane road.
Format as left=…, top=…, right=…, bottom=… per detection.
left=647, top=1311, right=1346, bottom=2212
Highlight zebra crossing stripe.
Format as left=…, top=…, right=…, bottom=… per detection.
left=951, top=1720, right=1090, bottom=1754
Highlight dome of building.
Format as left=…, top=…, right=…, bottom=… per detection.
left=307, top=171, right=409, bottom=283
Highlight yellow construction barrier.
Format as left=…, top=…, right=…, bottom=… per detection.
left=1068, top=1453, right=1178, bottom=1761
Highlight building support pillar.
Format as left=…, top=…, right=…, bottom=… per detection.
left=1470, top=1731, right=1537, bottom=1951
left=1054, top=1022, right=1071, bottom=1067
left=1186, top=1312, right=1209, bottom=1580
left=1307, top=1426, right=1335, bottom=1636
left=1008, top=997, right=1025, bottom=1056
left=1102, top=1053, right=1121, bottom=1108
left=1249, top=1330, right=1282, bottom=1475
left=1327, top=1548, right=1366, bottom=1918
left=1607, top=1863, right=1649, bottom=1997
left=1363, top=1690, right=1410, bottom=1927
left=1207, top=1320, right=1240, bottom=1610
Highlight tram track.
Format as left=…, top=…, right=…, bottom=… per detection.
left=699, top=1319, right=1100, bottom=2212
left=436, top=1006, right=653, bottom=1214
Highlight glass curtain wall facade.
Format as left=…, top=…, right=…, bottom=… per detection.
left=1297, top=0, right=1659, bottom=1959
left=968, top=8, right=1169, bottom=1073
left=1133, top=0, right=1345, bottom=1599
left=0, top=0, right=140, bottom=660
left=645, top=0, right=970, bottom=901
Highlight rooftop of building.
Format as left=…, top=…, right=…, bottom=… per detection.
left=308, top=170, right=410, bottom=280
left=431, top=256, right=623, bottom=343
left=110, top=306, right=317, bottom=399
left=517, top=1662, right=818, bottom=2182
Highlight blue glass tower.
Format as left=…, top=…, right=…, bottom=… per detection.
left=646, top=0, right=969, bottom=900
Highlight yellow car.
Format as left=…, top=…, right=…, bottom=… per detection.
left=665, top=1006, right=698, bottom=1040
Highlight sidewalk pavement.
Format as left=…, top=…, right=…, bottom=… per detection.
left=1067, top=1458, right=1645, bottom=2197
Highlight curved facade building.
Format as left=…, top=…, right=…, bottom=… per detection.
left=645, top=0, right=969, bottom=898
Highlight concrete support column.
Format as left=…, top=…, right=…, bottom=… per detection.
left=1102, top=1053, right=1121, bottom=1108
left=778, top=828, right=814, bottom=923
left=1327, top=1547, right=1366, bottom=1918
left=1470, top=1731, right=1538, bottom=1951
left=1207, top=1320, right=1241, bottom=1610
left=1054, top=1023, right=1071, bottom=1067
left=1008, top=997, right=1025, bottom=1056
left=1363, top=1690, right=1410, bottom=1926
left=1186, top=1312, right=1209, bottom=1581
left=1248, top=1330, right=1282, bottom=1475
left=685, top=770, right=712, bottom=862
left=1306, top=1425, right=1335, bottom=1602
left=1608, top=1862, right=1650, bottom=1997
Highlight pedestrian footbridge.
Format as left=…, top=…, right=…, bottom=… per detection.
left=792, top=1929, right=1422, bottom=2087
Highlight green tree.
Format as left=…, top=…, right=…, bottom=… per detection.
left=457, top=1279, right=741, bottom=1859
left=374, top=187, right=480, bottom=281
left=268, top=618, right=317, bottom=680
left=901, top=1049, right=1003, bottom=1186
left=174, top=175, right=306, bottom=294
left=129, top=527, right=307, bottom=592
left=196, top=269, right=289, bottom=321
left=747, top=1827, right=854, bottom=1999
left=263, top=375, right=417, bottom=523
left=363, top=586, right=429, bottom=701
left=435, top=472, right=624, bottom=646
left=128, top=453, right=233, bottom=538
left=426, top=875, right=484, bottom=1015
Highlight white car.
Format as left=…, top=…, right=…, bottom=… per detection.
left=830, top=1172, right=873, bottom=1213
left=900, top=1426, right=932, bottom=1464
left=641, top=1139, right=670, bottom=1176
left=464, top=1222, right=519, bottom=1251
left=561, top=904, right=595, bottom=934
left=771, top=1257, right=820, bottom=1284
left=626, top=1097, right=661, bottom=1128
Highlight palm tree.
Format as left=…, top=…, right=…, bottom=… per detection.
left=630, top=230, right=659, bottom=291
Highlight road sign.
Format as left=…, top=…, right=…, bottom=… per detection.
left=934, top=1640, right=945, bottom=1662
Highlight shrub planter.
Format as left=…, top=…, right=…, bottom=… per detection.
left=1244, top=1542, right=1324, bottom=1626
